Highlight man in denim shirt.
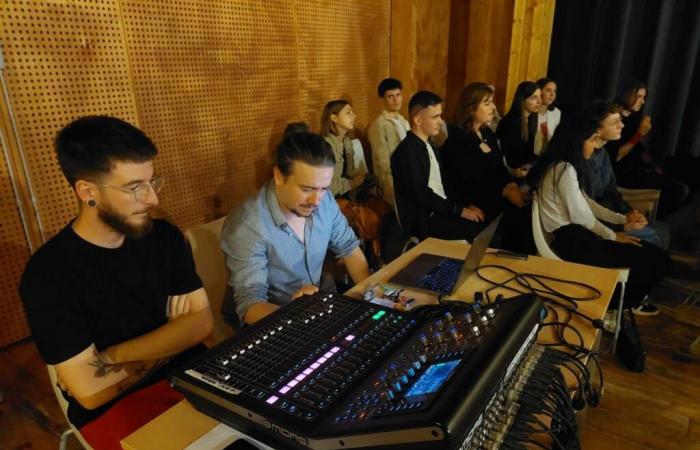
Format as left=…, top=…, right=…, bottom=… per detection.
left=221, top=132, right=370, bottom=326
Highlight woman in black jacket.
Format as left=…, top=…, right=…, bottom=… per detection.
left=497, top=81, right=541, bottom=179
left=443, top=82, right=534, bottom=253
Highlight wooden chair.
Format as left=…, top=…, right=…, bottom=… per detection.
left=185, top=217, right=235, bottom=346
left=532, top=193, right=629, bottom=352
left=46, top=365, right=93, bottom=450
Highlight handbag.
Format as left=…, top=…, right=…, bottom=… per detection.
left=615, top=308, right=646, bottom=372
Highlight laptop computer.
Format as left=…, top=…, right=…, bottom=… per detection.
left=388, top=214, right=502, bottom=296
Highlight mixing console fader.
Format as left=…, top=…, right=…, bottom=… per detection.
left=171, top=292, right=547, bottom=449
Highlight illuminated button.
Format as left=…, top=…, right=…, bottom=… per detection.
left=345, top=334, right=356, bottom=341
left=279, top=386, right=291, bottom=394
left=266, top=395, right=279, bottom=405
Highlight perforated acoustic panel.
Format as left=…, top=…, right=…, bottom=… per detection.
left=121, top=0, right=391, bottom=227
left=0, top=141, right=31, bottom=345
left=0, top=0, right=389, bottom=345
left=0, top=0, right=140, bottom=236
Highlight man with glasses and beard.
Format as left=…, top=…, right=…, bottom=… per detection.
left=20, top=116, right=213, bottom=450
left=221, top=131, right=370, bottom=326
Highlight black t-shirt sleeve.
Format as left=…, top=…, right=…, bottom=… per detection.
left=158, top=220, right=203, bottom=295
left=20, top=248, right=93, bottom=365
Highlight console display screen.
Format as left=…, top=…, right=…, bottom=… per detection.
left=405, top=359, right=460, bottom=400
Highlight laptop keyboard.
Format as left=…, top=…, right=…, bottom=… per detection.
left=416, top=258, right=463, bottom=293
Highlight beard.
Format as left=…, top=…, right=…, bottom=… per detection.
left=98, top=206, right=153, bottom=239
left=290, top=205, right=316, bottom=217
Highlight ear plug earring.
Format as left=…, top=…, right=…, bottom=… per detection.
left=87, top=199, right=97, bottom=207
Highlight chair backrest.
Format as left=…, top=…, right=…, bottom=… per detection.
left=617, top=187, right=661, bottom=220
left=46, top=365, right=94, bottom=449
left=531, top=192, right=561, bottom=260
left=185, top=217, right=235, bottom=345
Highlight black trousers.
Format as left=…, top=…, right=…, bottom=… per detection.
left=427, top=213, right=488, bottom=242
left=551, top=224, right=670, bottom=308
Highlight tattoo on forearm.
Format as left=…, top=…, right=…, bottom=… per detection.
left=88, top=349, right=122, bottom=378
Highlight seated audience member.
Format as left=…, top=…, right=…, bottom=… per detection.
left=320, top=100, right=369, bottom=197
left=534, top=77, right=562, bottom=156
left=391, top=90, right=486, bottom=241
left=442, top=82, right=534, bottom=253
left=532, top=114, right=670, bottom=314
left=368, top=77, right=410, bottom=205
left=605, top=80, right=689, bottom=218
left=486, top=84, right=503, bottom=133
left=284, top=121, right=310, bottom=137
left=20, top=116, right=214, bottom=449
left=584, top=100, right=670, bottom=250
left=221, top=132, right=370, bottom=325
left=497, top=81, right=541, bottom=177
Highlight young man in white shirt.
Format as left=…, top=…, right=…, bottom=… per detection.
left=368, top=78, right=410, bottom=205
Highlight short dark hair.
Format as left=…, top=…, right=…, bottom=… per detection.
left=275, top=131, right=336, bottom=176
left=283, top=122, right=310, bottom=138
left=585, top=100, right=623, bottom=129
left=377, top=78, right=403, bottom=97
left=55, top=116, right=157, bottom=187
left=408, top=90, right=442, bottom=120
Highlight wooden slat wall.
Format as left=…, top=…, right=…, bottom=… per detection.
left=390, top=0, right=452, bottom=113
left=0, top=0, right=391, bottom=346
left=505, top=0, right=557, bottom=110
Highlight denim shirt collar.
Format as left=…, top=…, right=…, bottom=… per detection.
left=264, top=180, right=288, bottom=228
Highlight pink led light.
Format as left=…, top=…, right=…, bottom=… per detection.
left=324, top=352, right=333, bottom=358
left=303, top=368, right=313, bottom=375
left=318, top=357, right=328, bottom=363
left=295, top=374, right=306, bottom=381
left=330, top=346, right=341, bottom=353
left=266, top=395, right=279, bottom=404
left=288, top=380, right=299, bottom=387
left=278, top=386, right=291, bottom=394
left=310, top=363, right=320, bottom=369
left=345, top=335, right=355, bottom=341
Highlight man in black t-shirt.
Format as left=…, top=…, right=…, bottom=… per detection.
left=20, top=116, right=213, bottom=447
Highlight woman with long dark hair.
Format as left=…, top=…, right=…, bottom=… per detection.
left=533, top=114, right=670, bottom=312
left=443, top=82, right=533, bottom=253
left=534, top=77, right=562, bottom=156
left=605, top=80, right=689, bottom=218
left=497, top=81, right=541, bottom=177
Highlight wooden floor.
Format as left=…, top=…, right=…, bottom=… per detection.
left=1, top=283, right=699, bottom=450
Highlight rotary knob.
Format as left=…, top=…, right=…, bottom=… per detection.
left=471, top=326, right=481, bottom=337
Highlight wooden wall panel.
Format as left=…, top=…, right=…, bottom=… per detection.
left=0, top=0, right=140, bottom=238
left=505, top=0, right=556, bottom=109
left=445, top=0, right=515, bottom=119
left=391, top=0, right=451, bottom=115
left=0, top=0, right=390, bottom=345
left=121, top=0, right=390, bottom=226
left=0, top=140, right=31, bottom=346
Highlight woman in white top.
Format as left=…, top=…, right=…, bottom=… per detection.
left=534, top=77, right=562, bottom=156
left=532, top=114, right=669, bottom=310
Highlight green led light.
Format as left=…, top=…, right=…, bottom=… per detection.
left=371, top=310, right=386, bottom=320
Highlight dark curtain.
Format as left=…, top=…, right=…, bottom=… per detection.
left=548, top=0, right=700, bottom=161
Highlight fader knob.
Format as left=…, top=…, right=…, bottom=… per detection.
left=471, top=326, right=481, bottom=337
left=463, top=312, right=473, bottom=324
left=486, top=308, right=496, bottom=319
